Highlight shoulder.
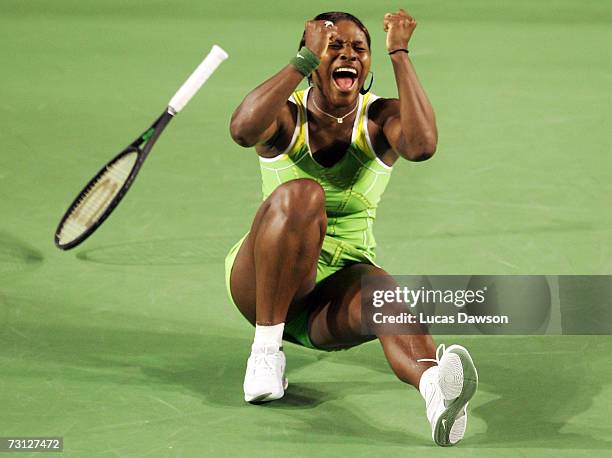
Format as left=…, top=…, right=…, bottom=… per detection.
left=362, top=96, right=400, bottom=165
left=367, top=97, right=399, bottom=127
left=255, top=95, right=299, bottom=158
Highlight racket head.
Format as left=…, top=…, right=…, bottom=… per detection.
left=54, top=112, right=172, bottom=250
left=54, top=147, right=142, bottom=250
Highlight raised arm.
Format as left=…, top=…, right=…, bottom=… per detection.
left=229, top=21, right=336, bottom=152
left=377, top=9, right=438, bottom=162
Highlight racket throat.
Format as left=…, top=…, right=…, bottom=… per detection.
left=142, top=128, right=156, bottom=142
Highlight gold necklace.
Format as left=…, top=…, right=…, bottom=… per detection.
left=310, top=95, right=359, bottom=124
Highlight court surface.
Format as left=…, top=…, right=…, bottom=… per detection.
left=1, top=0, right=611, bottom=456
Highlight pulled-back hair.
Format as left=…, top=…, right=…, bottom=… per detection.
left=299, top=12, right=371, bottom=50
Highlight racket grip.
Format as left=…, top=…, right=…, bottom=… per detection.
left=168, top=45, right=229, bottom=114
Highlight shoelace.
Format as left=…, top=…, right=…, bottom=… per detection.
left=417, top=343, right=446, bottom=365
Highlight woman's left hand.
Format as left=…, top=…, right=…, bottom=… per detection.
left=383, top=9, right=417, bottom=52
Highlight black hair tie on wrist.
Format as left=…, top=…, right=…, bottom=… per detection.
left=388, top=49, right=409, bottom=55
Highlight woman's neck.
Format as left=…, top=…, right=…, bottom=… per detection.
left=309, top=87, right=359, bottom=124
left=310, top=87, right=358, bottom=116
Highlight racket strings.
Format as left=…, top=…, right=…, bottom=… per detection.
left=57, top=152, right=139, bottom=245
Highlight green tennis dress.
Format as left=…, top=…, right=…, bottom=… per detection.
left=225, top=87, right=393, bottom=349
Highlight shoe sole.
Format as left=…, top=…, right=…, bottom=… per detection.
left=433, top=346, right=478, bottom=447
left=246, top=392, right=273, bottom=404
left=245, top=377, right=289, bottom=404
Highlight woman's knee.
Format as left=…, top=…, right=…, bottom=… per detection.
left=267, top=179, right=326, bottom=224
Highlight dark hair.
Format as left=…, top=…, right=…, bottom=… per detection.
left=299, top=12, right=371, bottom=50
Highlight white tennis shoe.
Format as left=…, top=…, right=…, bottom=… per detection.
left=419, top=344, right=478, bottom=446
left=243, top=343, right=288, bottom=403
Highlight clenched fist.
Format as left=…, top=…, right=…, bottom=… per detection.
left=304, top=20, right=338, bottom=58
left=383, top=9, right=417, bottom=52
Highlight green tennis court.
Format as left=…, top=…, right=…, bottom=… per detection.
left=1, top=0, right=610, bottom=456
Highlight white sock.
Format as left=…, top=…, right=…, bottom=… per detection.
left=253, top=323, right=284, bottom=349
left=419, top=366, right=439, bottom=401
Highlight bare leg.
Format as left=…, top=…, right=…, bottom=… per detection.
left=307, top=264, right=436, bottom=388
left=230, top=179, right=327, bottom=326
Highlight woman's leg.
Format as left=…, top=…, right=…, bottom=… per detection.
left=306, top=263, right=437, bottom=388
left=307, top=264, right=478, bottom=446
left=230, top=178, right=327, bottom=326
left=229, top=178, right=327, bottom=402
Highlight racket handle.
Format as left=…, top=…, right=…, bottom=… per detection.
left=168, top=45, right=229, bottom=114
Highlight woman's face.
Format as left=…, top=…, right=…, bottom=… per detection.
left=312, top=20, right=371, bottom=104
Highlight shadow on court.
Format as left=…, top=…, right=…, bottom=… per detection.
left=306, top=336, right=612, bottom=450
left=1, top=291, right=610, bottom=449
left=260, top=381, right=427, bottom=446
left=76, top=236, right=236, bottom=266
left=0, top=301, right=254, bottom=407
left=467, top=336, right=612, bottom=450
left=0, top=231, right=44, bottom=275
left=0, top=294, right=429, bottom=446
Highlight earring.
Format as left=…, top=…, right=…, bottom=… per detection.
left=360, top=71, right=374, bottom=95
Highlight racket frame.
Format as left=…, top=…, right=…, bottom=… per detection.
left=54, top=110, right=173, bottom=250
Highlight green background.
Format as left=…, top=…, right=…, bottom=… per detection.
left=1, top=0, right=610, bottom=456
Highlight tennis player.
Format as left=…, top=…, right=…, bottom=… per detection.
left=227, top=10, right=478, bottom=446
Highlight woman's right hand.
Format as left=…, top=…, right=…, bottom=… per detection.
left=303, top=20, right=338, bottom=58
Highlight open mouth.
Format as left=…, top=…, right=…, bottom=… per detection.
left=332, top=67, right=358, bottom=92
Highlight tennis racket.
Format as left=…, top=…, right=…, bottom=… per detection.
left=54, top=45, right=228, bottom=250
